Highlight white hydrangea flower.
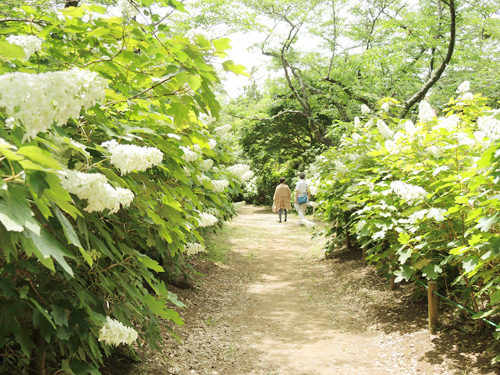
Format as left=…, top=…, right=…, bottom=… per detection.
left=183, top=167, right=191, bottom=177
left=101, top=140, right=163, bottom=175
left=377, top=119, right=394, bottom=139
left=0, top=69, right=107, bottom=141
left=180, top=146, right=198, bottom=162
left=390, top=181, right=427, bottom=203
left=456, top=81, right=470, bottom=93
left=60, top=170, right=134, bottom=214
left=474, top=131, right=488, bottom=145
left=205, top=207, right=220, bottom=217
left=477, top=114, right=500, bottom=142
left=385, top=140, right=397, bottom=152
left=198, top=212, right=218, bottom=227
left=455, top=132, right=475, bottom=147
left=226, top=164, right=254, bottom=182
left=352, top=133, right=362, bottom=142
left=418, top=101, right=435, bottom=124
left=354, top=117, right=361, bottom=127
left=335, top=161, right=347, bottom=172
left=117, top=0, right=138, bottom=19
left=426, top=145, right=443, bottom=157
left=200, top=159, right=214, bottom=171
left=393, top=131, right=405, bottom=141
left=215, top=124, right=232, bottom=137
left=98, top=317, right=138, bottom=346
left=208, top=139, right=217, bottom=149
left=364, top=119, right=374, bottom=129
left=460, top=92, right=474, bottom=101
left=403, top=120, right=417, bottom=136
left=309, top=185, right=318, bottom=195
left=185, top=242, right=206, bottom=256
left=6, top=35, right=43, bottom=59
left=211, top=179, right=229, bottom=193
left=197, top=174, right=210, bottom=184
left=381, top=102, right=390, bottom=112
left=361, top=104, right=371, bottom=115
left=434, top=115, right=460, bottom=132
left=308, top=201, right=319, bottom=208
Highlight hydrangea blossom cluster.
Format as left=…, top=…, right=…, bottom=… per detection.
left=418, top=101, right=435, bottom=124
left=0, top=69, right=107, bottom=141
left=456, top=81, right=470, bottom=94
left=197, top=174, right=210, bottom=184
left=403, top=120, right=417, bottom=136
left=6, top=35, right=43, bottom=59
left=434, top=115, right=460, bottom=132
left=180, top=146, right=198, bottom=162
left=361, top=104, right=371, bottom=115
left=185, top=242, right=206, bottom=256
left=205, top=207, right=220, bottom=217
left=60, top=170, right=134, bottom=213
left=200, top=159, right=214, bottom=171
left=101, top=140, right=163, bottom=175
left=208, top=139, right=217, bottom=149
left=376, top=119, right=394, bottom=139
left=477, top=114, right=500, bottom=142
left=211, top=179, right=229, bottom=193
left=215, top=124, right=232, bottom=137
left=390, top=181, right=427, bottom=203
left=117, top=0, right=138, bottom=19
left=226, top=164, right=254, bottom=182
left=98, top=317, right=138, bottom=346
left=455, top=132, right=475, bottom=147
left=198, top=212, right=218, bottom=227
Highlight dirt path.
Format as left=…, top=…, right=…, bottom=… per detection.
left=104, top=205, right=499, bottom=375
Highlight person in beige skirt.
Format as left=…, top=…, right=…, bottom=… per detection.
left=272, top=177, right=292, bottom=222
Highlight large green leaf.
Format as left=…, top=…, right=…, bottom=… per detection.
left=25, top=228, right=75, bottom=277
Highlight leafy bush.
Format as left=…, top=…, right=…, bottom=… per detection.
left=313, top=91, right=500, bottom=352
left=0, top=1, right=248, bottom=374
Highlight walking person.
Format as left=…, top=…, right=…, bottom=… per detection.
left=294, top=172, right=310, bottom=225
left=272, top=177, right=292, bottom=222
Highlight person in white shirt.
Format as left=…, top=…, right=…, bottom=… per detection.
left=294, top=172, right=310, bottom=225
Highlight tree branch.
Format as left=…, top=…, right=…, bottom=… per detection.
left=400, top=0, right=456, bottom=118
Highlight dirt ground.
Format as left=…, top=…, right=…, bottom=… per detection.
left=102, top=205, right=500, bottom=375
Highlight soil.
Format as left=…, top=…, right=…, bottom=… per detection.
left=102, top=205, right=500, bottom=375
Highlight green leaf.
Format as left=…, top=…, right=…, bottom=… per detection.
left=17, top=146, right=63, bottom=170
left=394, top=265, right=413, bottom=282
left=0, top=186, right=39, bottom=233
left=139, top=256, right=165, bottom=272
left=462, top=255, right=479, bottom=274
left=398, top=246, right=413, bottom=264
left=51, top=304, right=69, bottom=327
left=398, top=232, right=410, bottom=245
left=0, top=40, right=25, bottom=59
left=222, top=60, right=249, bottom=77
left=476, top=213, right=498, bottom=232
left=25, top=228, right=75, bottom=277
left=490, top=290, right=500, bottom=305
left=422, top=263, right=442, bottom=280
left=54, top=207, right=83, bottom=249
